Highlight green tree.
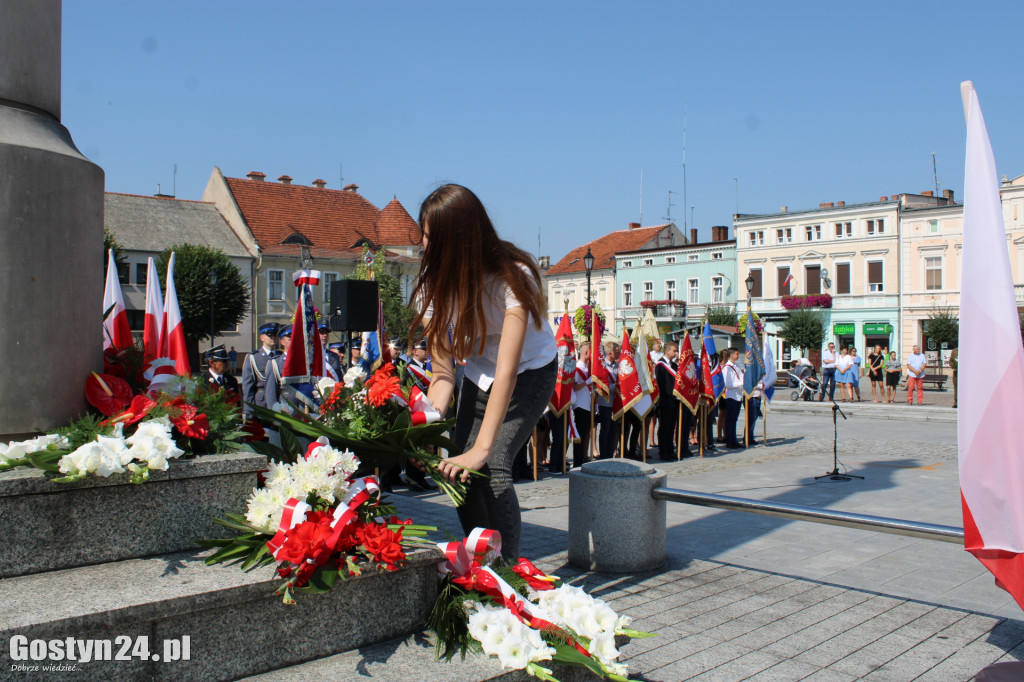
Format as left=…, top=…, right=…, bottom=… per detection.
left=157, top=244, right=250, bottom=371
left=104, top=228, right=128, bottom=283
left=348, top=247, right=417, bottom=343
left=705, top=305, right=738, bottom=327
left=925, top=307, right=959, bottom=374
left=780, top=309, right=826, bottom=355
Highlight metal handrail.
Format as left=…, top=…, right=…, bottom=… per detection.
left=652, top=487, right=964, bottom=544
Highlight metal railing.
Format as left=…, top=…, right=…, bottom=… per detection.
left=652, top=487, right=964, bottom=544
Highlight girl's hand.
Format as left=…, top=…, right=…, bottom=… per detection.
left=437, top=446, right=490, bottom=484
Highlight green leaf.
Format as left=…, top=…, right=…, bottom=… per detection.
left=279, top=426, right=302, bottom=462
left=25, top=451, right=60, bottom=473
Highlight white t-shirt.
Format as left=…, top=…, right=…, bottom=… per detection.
left=423, top=268, right=557, bottom=392
left=907, top=353, right=928, bottom=378
left=572, top=359, right=591, bottom=412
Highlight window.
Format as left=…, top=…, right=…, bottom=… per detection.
left=117, top=262, right=129, bottom=284
left=747, top=231, right=764, bottom=246
left=643, top=258, right=654, bottom=266
left=776, top=227, right=793, bottom=244
left=712, top=277, right=724, bottom=303
left=836, top=263, right=851, bottom=295
left=866, top=219, right=885, bottom=235
left=688, top=254, right=699, bottom=262
left=805, top=224, right=822, bottom=241
left=126, top=310, right=145, bottom=332
left=867, top=261, right=884, bottom=292
left=665, top=280, right=676, bottom=300
left=748, top=269, right=762, bottom=298
left=622, top=282, right=633, bottom=307
left=643, top=281, right=654, bottom=301
left=777, top=267, right=791, bottom=296
left=805, top=265, right=821, bottom=295
left=688, top=278, right=699, bottom=304
left=834, top=222, right=852, bottom=239
left=323, top=272, right=339, bottom=303
left=666, top=256, right=676, bottom=264
left=135, top=263, right=147, bottom=286
left=622, top=260, right=633, bottom=268
left=929, top=220, right=939, bottom=234
left=268, top=270, right=284, bottom=301
left=712, top=252, right=723, bottom=260
left=567, top=289, right=577, bottom=309
left=598, top=287, right=607, bottom=307
left=925, top=256, right=942, bottom=290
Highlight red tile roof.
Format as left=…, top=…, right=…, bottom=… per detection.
left=546, top=223, right=676, bottom=275
left=223, top=176, right=420, bottom=257
left=375, top=197, right=421, bottom=246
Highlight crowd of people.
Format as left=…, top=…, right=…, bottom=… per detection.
left=802, top=342, right=937, bottom=405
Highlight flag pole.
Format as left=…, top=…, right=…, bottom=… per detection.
left=677, top=403, right=683, bottom=460
left=699, top=399, right=704, bottom=458
left=619, top=416, right=625, bottom=458
left=532, top=426, right=538, bottom=481
left=589, top=309, right=596, bottom=464
left=763, top=393, right=768, bottom=446
left=744, top=395, right=749, bottom=448
left=562, top=412, right=568, bottom=474
left=641, top=416, right=647, bottom=463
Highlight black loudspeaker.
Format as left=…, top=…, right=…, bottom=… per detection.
left=329, top=280, right=379, bottom=332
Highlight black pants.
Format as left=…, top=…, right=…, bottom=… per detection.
left=596, top=405, right=618, bottom=459
left=724, top=398, right=742, bottom=446
left=623, top=411, right=643, bottom=459
left=573, top=407, right=592, bottom=466
left=657, top=403, right=678, bottom=460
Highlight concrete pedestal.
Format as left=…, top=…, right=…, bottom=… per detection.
left=568, top=459, right=666, bottom=572
left=0, top=0, right=104, bottom=438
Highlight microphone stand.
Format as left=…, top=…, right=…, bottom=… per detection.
left=816, top=401, right=862, bottom=481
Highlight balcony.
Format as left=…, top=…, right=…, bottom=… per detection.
left=617, top=301, right=688, bottom=323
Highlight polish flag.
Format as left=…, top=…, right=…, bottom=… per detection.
left=782, top=273, right=795, bottom=288
left=282, top=270, right=324, bottom=380
left=102, top=249, right=132, bottom=350
left=630, top=332, right=654, bottom=417
left=958, top=81, right=1024, bottom=610
left=142, top=257, right=163, bottom=361
left=548, top=313, right=576, bottom=417
left=161, top=252, right=190, bottom=376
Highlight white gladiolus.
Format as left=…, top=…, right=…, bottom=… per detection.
left=587, top=633, right=619, bottom=664
left=0, top=434, right=67, bottom=464
left=343, top=366, right=366, bottom=388
left=465, top=603, right=554, bottom=671
left=316, top=377, right=337, bottom=398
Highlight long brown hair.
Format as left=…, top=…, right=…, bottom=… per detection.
left=409, top=184, right=546, bottom=359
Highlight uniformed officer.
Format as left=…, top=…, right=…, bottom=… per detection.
left=204, top=345, right=241, bottom=394
left=241, top=322, right=279, bottom=418
left=319, top=321, right=342, bottom=380
left=264, top=325, right=292, bottom=410
left=327, top=342, right=347, bottom=374
left=405, top=338, right=432, bottom=392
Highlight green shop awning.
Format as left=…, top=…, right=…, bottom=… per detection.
left=863, top=323, right=893, bottom=335
left=832, top=322, right=856, bottom=336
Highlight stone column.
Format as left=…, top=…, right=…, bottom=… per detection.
left=0, top=0, right=105, bottom=438
left=568, top=459, right=666, bottom=572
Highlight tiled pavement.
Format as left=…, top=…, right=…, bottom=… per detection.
left=388, top=411, right=1024, bottom=680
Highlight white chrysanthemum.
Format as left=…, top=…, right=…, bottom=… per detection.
left=316, top=377, right=337, bottom=399
left=343, top=366, right=366, bottom=388
left=245, top=487, right=279, bottom=531
left=263, top=461, right=292, bottom=488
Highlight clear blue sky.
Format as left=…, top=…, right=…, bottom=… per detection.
left=62, top=1, right=1021, bottom=264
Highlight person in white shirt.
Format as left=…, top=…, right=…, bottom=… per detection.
left=596, top=342, right=619, bottom=459
left=411, top=184, right=557, bottom=562
left=819, top=342, right=837, bottom=402
left=722, top=348, right=745, bottom=448
left=571, top=342, right=592, bottom=467
left=906, top=345, right=928, bottom=405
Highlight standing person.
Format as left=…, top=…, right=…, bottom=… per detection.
left=596, top=342, right=619, bottom=459
left=867, top=345, right=885, bottom=402
left=819, top=341, right=837, bottom=401
left=411, top=184, right=557, bottom=562
left=318, top=321, right=342, bottom=380
left=885, top=350, right=901, bottom=403
left=654, top=341, right=681, bottom=459
left=835, top=347, right=853, bottom=403
left=950, top=348, right=959, bottom=409
left=571, top=341, right=592, bottom=468
left=722, top=348, right=744, bottom=449
left=716, top=348, right=730, bottom=443
left=204, top=345, right=240, bottom=394
left=849, top=347, right=863, bottom=401
left=745, top=380, right=763, bottom=446
left=240, top=322, right=279, bottom=419
left=906, top=344, right=928, bottom=405
left=264, top=325, right=292, bottom=409
left=228, top=346, right=238, bottom=375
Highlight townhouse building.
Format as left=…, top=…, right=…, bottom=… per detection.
left=615, top=226, right=737, bottom=338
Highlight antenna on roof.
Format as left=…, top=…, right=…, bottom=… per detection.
left=931, top=152, right=940, bottom=194
left=639, top=169, right=644, bottom=226
left=682, top=111, right=687, bottom=230
left=664, top=190, right=676, bottom=223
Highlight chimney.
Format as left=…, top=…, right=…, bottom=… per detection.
left=312, top=179, right=327, bottom=189
left=690, top=228, right=698, bottom=244
left=780, top=206, right=788, bottom=213
left=246, top=171, right=266, bottom=182
left=628, top=222, right=640, bottom=230
left=837, top=201, right=845, bottom=207
left=819, top=202, right=834, bottom=209
left=942, top=189, right=954, bottom=202
left=710, top=225, right=729, bottom=241
left=277, top=175, right=292, bottom=185
left=922, top=190, right=934, bottom=197
left=890, top=195, right=899, bottom=201
left=880, top=196, right=888, bottom=202
left=343, top=183, right=359, bottom=193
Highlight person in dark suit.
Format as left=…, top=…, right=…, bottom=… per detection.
left=655, top=341, right=688, bottom=459
left=240, top=323, right=279, bottom=418
left=204, top=345, right=240, bottom=394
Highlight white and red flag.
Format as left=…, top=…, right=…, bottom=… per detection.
left=630, top=332, right=655, bottom=417
left=958, top=81, right=1024, bottom=610
left=142, top=257, right=163, bottom=361
left=282, top=270, right=325, bottom=380
left=782, top=273, right=795, bottom=288
left=548, top=313, right=576, bottom=417
left=161, top=252, right=190, bottom=375
left=102, top=249, right=132, bottom=350
left=674, top=332, right=700, bottom=414
left=590, top=334, right=611, bottom=399
left=612, top=330, right=642, bottom=420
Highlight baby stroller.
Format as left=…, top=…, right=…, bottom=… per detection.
left=788, top=364, right=820, bottom=401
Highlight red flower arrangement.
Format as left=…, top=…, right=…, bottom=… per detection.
left=363, top=363, right=404, bottom=408
left=781, top=293, right=832, bottom=310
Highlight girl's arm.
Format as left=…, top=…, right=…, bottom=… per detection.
left=426, top=338, right=456, bottom=418
left=437, top=306, right=530, bottom=484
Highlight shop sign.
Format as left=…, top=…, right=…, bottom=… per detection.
left=833, top=323, right=856, bottom=336
left=863, top=323, right=893, bottom=335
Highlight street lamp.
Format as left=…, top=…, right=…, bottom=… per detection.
left=208, top=268, right=218, bottom=345
left=583, top=247, right=594, bottom=307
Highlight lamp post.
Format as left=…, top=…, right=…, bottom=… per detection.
left=208, top=268, right=218, bottom=346
left=584, top=247, right=594, bottom=307
left=745, top=272, right=755, bottom=309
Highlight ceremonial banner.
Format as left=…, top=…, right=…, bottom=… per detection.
left=763, top=341, right=777, bottom=401
left=161, top=252, right=190, bottom=376
left=674, top=332, right=700, bottom=414
left=102, top=249, right=132, bottom=351
left=743, top=308, right=765, bottom=397
left=361, top=294, right=393, bottom=373
left=142, top=257, right=163, bottom=361
left=612, top=330, right=642, bottom=420
left=630, top=333, right=655, bottom=417
left=958, top=81, right=1024, bottom=610
left=282, top=270, right=325, bottom=381
left=548, top=313, right=576, bottom=417
left=701, top=322, right=723, bottom=402
left=591, top=332, right=611, bottom=399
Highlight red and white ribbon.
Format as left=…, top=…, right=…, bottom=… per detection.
left=266, top=498, right=313, bottom=558
left=409, top=385, right=441, bottom=426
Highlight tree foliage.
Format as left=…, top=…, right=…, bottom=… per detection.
left=705, top=305, right=737, bottom=327
left=925, top=307, right=960, bottom=373
left=156, top=244, right=250, bottom=368
left=780, top=309, right=826, bottom=353
left=348, top=248, right=417, bottom=342
left=104, top=228, right=128, bottom=283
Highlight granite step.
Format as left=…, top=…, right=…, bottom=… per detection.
left=0, top=547, right=440, bottom=682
